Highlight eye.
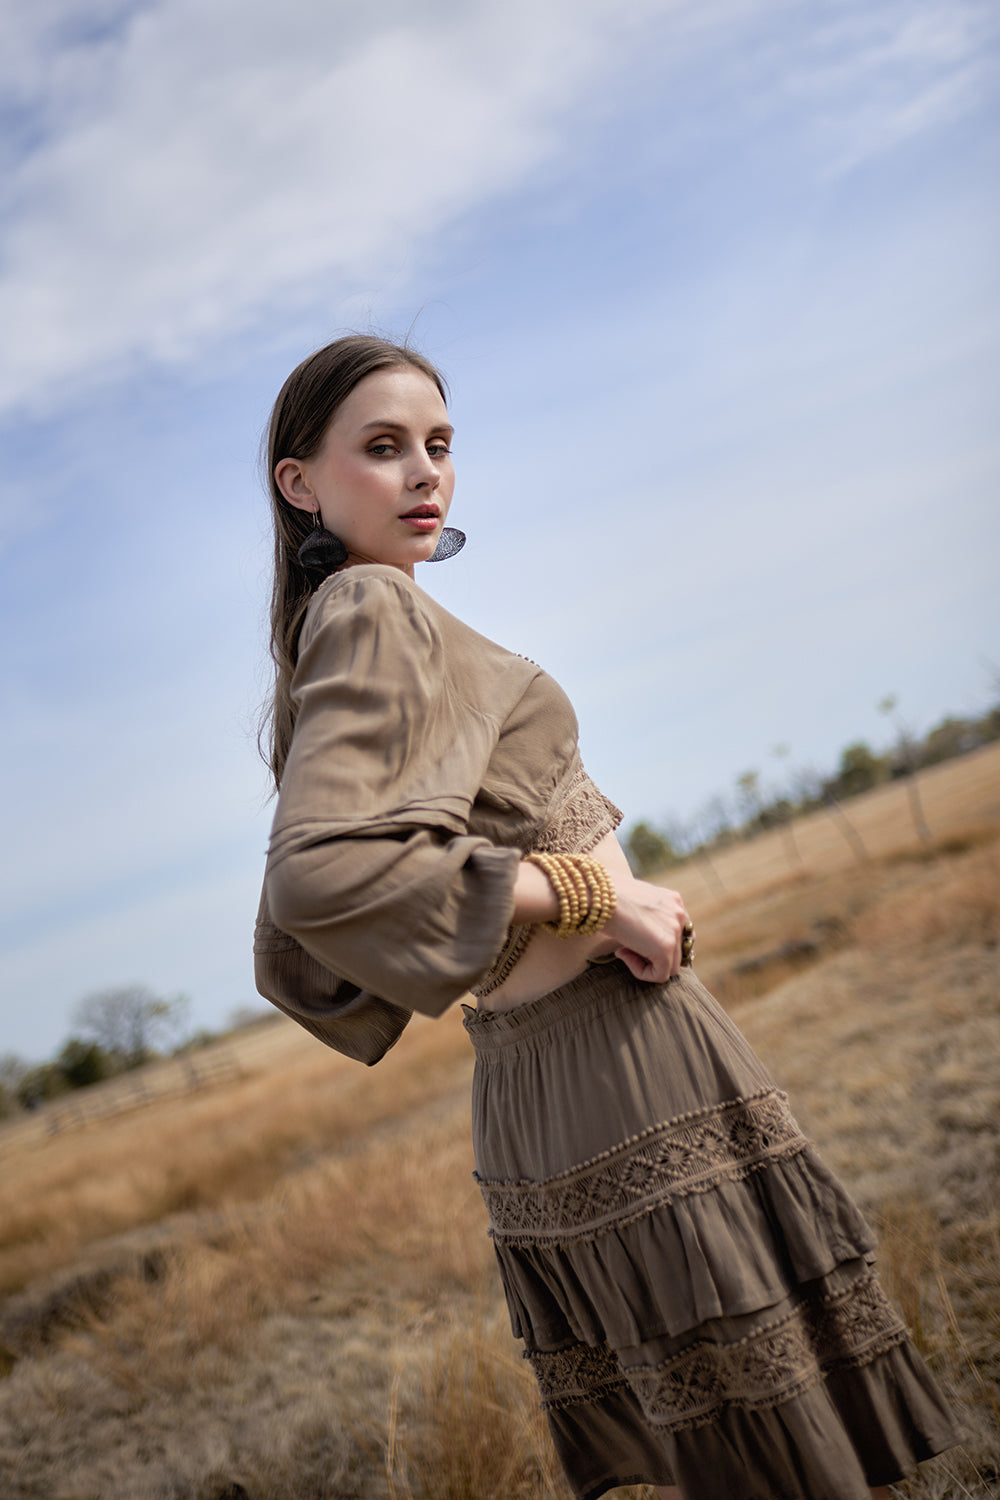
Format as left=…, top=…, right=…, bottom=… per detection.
left=427, top=442, right=452, bottom=458
left=367, top=442, right=397, bottom=456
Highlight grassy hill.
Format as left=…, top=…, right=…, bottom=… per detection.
left=0, top=745, right=997, bottom=1498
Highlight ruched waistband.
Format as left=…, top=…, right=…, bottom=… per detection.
left=463, top=959, right=685, bottom=1051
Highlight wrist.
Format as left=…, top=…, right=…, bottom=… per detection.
left=523, top=852, right=617, bottom=939
left=511, top=859, right=562, bottom=925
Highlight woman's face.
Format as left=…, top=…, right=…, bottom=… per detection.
left=275, top=366, right=455, bottom=577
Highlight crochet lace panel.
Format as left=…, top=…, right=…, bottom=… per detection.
left=527, top=1269, right=909, bottom=1430
left=476, top=1089, right=807, bottom=1245
left=527, top=762, right=624, bottom=857
left=472, top=763, right=624, bottom=998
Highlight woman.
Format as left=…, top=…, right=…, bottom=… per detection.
left=254, top=335, right=960, bottom=1500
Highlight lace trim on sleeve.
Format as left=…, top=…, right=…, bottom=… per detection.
left=530, top=761, right=623, bottom=856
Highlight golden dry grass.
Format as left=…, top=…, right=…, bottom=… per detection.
left=0, top=1006, right=473, bottom=1295
left=0, top=750, right=997, bottom=1498
left=722, top=848, right=1000, bottom=1500
left=677, top=740, right=1000, bottom=910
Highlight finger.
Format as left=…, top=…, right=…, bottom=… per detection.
left=615, top=947, right=645, bottom=979
left=616, top=947, right=674, bottom=984
left=615, top=947, right=657, bottom=982
left=659, top=922, right=681, bottom=977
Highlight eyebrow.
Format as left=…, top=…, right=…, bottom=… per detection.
left=359, top=418, right=454, bottom=437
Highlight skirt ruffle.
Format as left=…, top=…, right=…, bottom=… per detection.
left=464, top=963, right=962, bottom=1500
left=542, top=1339, right=957, bottom=1500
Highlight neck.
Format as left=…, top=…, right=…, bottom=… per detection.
left=339, top=551, right=415, bottom=580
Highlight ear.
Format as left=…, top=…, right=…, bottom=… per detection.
left=274, top=457, right=317, bottom=513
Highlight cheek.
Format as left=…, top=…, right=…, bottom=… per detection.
left=323, top=457, right=385, bottom=508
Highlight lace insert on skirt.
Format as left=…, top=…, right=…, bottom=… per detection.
left=527, top=1270, right=909, bottom=1431
left=476, top=1089, right=806, bottom=1245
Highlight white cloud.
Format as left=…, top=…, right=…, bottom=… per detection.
left=3, top=0, right=993, bottom=415
left=779, top=0, right=998, bottom=172
left=0, top=0, right=686, bottom=413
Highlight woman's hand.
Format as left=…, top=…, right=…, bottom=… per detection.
left=602, top=873, right=692, bottom=983
left=510, top=851, right=692, bottom=984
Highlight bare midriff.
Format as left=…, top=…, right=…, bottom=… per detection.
left=476, top=829, right=634, bottom=1012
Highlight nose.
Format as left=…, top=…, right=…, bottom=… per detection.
left=407, top=450, right=440, bottom=490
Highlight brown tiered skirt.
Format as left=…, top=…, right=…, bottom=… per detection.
left=464, top=962, right=961, bottom=1500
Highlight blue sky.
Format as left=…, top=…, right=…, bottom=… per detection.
left=1, top=0, right=997, bottom=1061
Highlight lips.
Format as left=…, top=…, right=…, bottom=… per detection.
left=400, top=503, right=440, bottom=519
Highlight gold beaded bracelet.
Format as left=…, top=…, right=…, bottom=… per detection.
left=524, top=851, right=618, bottom=939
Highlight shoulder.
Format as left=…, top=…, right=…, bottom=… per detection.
left=296, top=563, right=541, bottom=724
left=302, top=563, right=429, bottom=637
left=301, top=564, right=507, bottom=667
left=296, top=568, right=453, bottom=683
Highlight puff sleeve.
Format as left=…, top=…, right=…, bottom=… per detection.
left=261, top=569, right=522, bottom=1026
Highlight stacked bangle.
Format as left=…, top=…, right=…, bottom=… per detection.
left=524, top=851, right=617, bottom=939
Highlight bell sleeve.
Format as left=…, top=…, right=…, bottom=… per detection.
left=253, top=883, right=411, bottom=1066
left=262, top=569, right=522, bottom=1023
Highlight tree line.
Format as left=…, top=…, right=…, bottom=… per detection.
left=0, top=986, right=268, bottom=1119
left=624, top=694, right=1000, bottom=878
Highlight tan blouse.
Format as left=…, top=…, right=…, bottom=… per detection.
left=254, top=564, right=621, bottom=1064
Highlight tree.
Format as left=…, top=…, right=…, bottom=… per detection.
left=688, top=800, right=729, bottom=894
left=769, top=745, right=803, bottom=871
left=0, top=1054, right=28, bottom=1119
left=625, top=821, right=676, bottom=878
left=825, top=742, right=886, bottom=801
left=878, top=695, right=932, bottom=847
left=699, top=795, right=733, bottom=846
left=735, top=770, right=763, bottom=832
left=16, top=1063, right=70, bottom=1110
left=56, top=1038, right=117, bottom=1090
left=789, top=764, right=824, bottom=812
left=72, top=985, right=188, bottom=1068
left=0, top=1053, right=27, bottom=1095
left=920, top=716, right=978, bottom=766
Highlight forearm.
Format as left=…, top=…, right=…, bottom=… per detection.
left=266, top=831, right=521, bottom=1015
left=510, top=859, right=562, bottom=925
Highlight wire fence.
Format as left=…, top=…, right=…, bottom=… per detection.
left=0, top=1017, right=307, bottom=1151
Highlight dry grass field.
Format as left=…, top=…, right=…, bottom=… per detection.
left=0, top=744, right=997, bottom=1499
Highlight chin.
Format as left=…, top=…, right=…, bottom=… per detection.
left=402, top=532, right=444, bottom=566
left=351, top=534, right=440, bottom=569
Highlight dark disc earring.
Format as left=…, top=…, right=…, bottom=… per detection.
left=296, top=510, right=349, bottom=574
left=427, top=526, right=466, bottom=562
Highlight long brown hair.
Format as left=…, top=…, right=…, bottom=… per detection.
left=261, top=334, right=448, bottom=790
